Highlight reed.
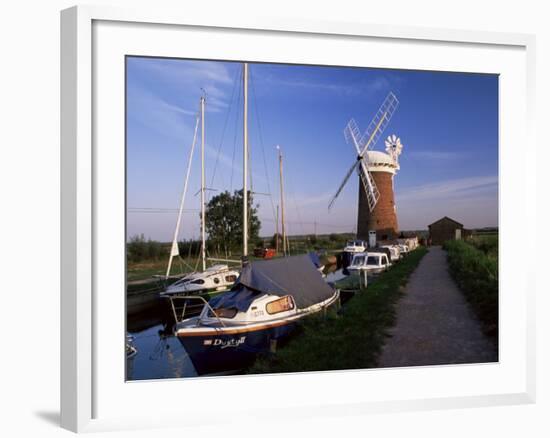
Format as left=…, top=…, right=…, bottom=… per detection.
left=443, top=239, right=498, bottom=341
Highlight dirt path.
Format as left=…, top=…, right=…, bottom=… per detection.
left=377, top=246, right=497, bottom=368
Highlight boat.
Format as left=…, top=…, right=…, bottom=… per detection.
left=308, top=251, right=326, bottom=276
left=397, top=243, right=409, bottom=256
left=343, top=239, right=367, bottom=253
left=347, top=251, right=391, bottom=276
left=160, top=264, right=239, bottom=298
left=174, top=254, right=340, bottom=375
left=126, top=333, right=138, bottom=358
left=381, top=244, right=401, bottom=262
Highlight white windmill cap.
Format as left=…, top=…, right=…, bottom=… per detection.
left=366, top=150, right=399, bottom=172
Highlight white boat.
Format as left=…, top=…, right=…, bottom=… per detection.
left=397, top=243, right=409, bottom=256
left=126, top=333, right=137, bottom=358
left=343, top=239, right=367, bottom=253
left=347, top=251, right=391, bottom=275
left=160, top=264, right=239, bottom=298
left=174, top=254, right=340, bottom=375
left=381, top=244, right=401, bottom=262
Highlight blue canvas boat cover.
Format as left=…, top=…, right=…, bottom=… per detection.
left=209, top=254, right=335, bottom=312
left=308, top=251, right=322, bottom=269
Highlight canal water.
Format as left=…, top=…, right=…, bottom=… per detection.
left=126, top=268, right=349, bottom=381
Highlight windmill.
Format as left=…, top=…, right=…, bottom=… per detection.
left=329, top=91, right=404, bottom=242
left=385, top=134, right=403, bottom=164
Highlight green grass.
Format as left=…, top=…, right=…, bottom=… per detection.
left=127, top=257, right=199, bottom=282
left=246, top=247, right=428, bottom=374
left=469, top=234, right=498, bottom=257
left=443, top=239, right=498, bottom=341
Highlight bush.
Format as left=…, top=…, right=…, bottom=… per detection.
left=443, top=240, right=498, bottom=340
left=127, top=234, right=163, bottom=263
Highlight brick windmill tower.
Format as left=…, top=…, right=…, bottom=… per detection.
left=329, top=92, right=403, bottom=244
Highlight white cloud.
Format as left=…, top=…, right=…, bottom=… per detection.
left=127, top=84, right=196, bottom=140
left=128, top=57, right=237, bottom=114
left=137, top=58, right=234, bottom=85
left=395, top=175, right=498, bottom=230
left=396, top=175, right=498, bottom=202
left=407, top=150, right=464, bottom=161
left=256, top=72, right=396, bottom=98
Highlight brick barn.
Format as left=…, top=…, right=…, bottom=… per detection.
left=428, top=216, right=464, bottom=245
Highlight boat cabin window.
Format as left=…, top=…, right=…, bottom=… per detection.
left=352, top=255, right=366, bottom=266
left=366, top=256, right=379, bottom=266
left=266, top=295, right=295, bottom=315
left=210, top=308, right=238, bottom=319
left=225, top=275, right=237, bottom=282
left=381, top=257, right=387, bottom=265
left=191, top=279, right=205, bottom=285
left=213, top=277, right=220, bottom=284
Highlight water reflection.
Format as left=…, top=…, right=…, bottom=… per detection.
left=126, top=321, right=197, bottom=380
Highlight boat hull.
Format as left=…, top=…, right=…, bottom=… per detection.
left=177, top=322, right=295, bottom=375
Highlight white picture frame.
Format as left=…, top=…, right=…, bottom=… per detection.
left=60, top=5, right=536, bottom=433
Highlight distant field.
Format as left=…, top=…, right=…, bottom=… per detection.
left=126, top=232, right=354, bottom=282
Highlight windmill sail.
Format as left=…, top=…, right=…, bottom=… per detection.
left=328, top=160, right=360, bottom=210
left=329, top=91, right=399, bottom=213
left=344, top=118, right=363, bottom=154
left=358, top=159, right=380, bottom=211
left=359, top=92, right=399, bottom=155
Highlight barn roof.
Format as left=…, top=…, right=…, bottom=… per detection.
left=428, top=216, right=464, bottom=228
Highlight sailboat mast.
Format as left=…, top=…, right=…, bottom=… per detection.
left=275, top=204, right=279, bottom=254
left=165, top=112, right=200, bottom=278
left=278, top=146, right=287, bottom=256
left=243, top=63, right=249, bottom=259
left=200, top=95, right=206, bottom=272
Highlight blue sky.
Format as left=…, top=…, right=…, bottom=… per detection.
left=126, top=57, right=498, bottom=241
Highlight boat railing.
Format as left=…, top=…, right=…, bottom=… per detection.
left=168, top=295, right=227, bottom=328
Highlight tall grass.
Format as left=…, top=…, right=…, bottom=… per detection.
left=443, top=239, right=498, bottom=340
left=470, top=234, right=498, bottom=257
left=247, top=247, right=428, bottom=374
left=126, top=234, right=163, bottom=263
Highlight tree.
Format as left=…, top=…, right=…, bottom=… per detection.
left=204, top=189, right=261, bottom=254
left=270, top=233, right=282, bottom=249
left=127, top=234, right=162, bottom=262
